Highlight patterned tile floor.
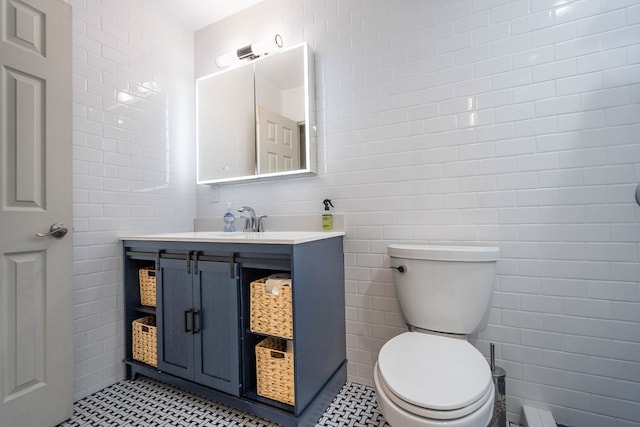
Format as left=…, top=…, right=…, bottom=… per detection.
left=58, top=376, right=390, bottom=426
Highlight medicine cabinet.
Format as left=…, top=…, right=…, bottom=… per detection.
left=196, top=43, right=316, bottom=184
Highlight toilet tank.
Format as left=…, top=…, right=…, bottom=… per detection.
left=388, top=244, right=499, bottom=335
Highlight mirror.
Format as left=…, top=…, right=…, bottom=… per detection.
left=196, top=43, right=316, bottom=184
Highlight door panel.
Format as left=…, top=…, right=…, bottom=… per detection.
left=3, top=252, right=45, bottom=392
left=4, top=67, right=44, bottom=208
left=5, top=0, right=45, bottom=55
left=256, top=105, right=300, bottom=174
left=194, top=262, right=240, bottom=395
left=157, top=258, right=194, bottom=379
left=0, top=1, right=72, bottom=426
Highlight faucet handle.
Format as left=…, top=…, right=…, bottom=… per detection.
left=257, top=215, right=268, bottom=232
left=239, top=216, right=251, bottom=232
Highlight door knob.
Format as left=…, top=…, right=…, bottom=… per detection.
left=36, top=223, right=68, bottom=239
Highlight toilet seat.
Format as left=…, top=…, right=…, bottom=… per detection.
left=376, top=332, right=493, bottom=420
left=376, top=363, right=493, bottom=420
left=374, top=365, right=495, bottom=427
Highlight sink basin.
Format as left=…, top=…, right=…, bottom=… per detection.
left=121, top=231, right=345, bottom=245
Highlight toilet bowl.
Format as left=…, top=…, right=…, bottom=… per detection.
left=374, top=332, right=494, bottom=427
left=375, top=244, right=499, bottom=427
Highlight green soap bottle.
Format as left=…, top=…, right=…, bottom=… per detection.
left=322, top=199, right=334, bottom=231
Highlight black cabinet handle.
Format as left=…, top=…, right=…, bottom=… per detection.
left=192, top=310, right=200, bottom=334
left=184, top=309, right=192, bottom=332
left=186, top=252, right=192, bottom=274
left=193, top=251, right=199, bottom=274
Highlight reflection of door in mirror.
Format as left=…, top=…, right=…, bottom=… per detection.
left=256, top=106, right=300, bottom=173
left=197, top=65, right=255, bottom=182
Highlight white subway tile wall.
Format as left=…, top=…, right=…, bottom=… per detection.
left=69, top=0, right=196, bottom=400
left=70, top=0, right=639, bottom=425
left=192, top=1, right=639, bottom=426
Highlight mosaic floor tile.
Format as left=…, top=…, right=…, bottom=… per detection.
left=57, top=376, right=390, bottom=426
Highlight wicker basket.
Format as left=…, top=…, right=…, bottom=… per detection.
left=132, top=316, right=157, bottom=367
left=250, top=277, right=293, bottom=339
left=255, top=337, right=294, bottom=405
left=139, top=266, right=156, bottom=307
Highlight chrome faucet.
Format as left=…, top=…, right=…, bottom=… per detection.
left=238, top=206, right=267, bottom=232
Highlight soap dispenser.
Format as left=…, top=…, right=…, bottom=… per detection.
left=223, top=202, right=236, bottom=232
left=322, top=199, right=334, bottom=231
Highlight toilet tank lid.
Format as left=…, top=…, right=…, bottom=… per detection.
left=388, top=244, right=499, bottom=262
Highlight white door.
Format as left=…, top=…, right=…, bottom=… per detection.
left=0, top=0, right=73, bottom=426
left=256, top=105, right=300, bottom=174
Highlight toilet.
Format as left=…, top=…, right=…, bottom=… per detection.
left=374, top=244, right=499, bottom=427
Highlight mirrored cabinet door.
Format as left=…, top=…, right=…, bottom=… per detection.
left=196, top=64, right=255, bottom=182
left=254, top=45, right=306, bottom=175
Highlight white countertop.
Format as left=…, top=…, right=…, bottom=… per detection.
left=121, top=231, right=345, bottom=245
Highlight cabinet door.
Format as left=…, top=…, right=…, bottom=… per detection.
left=194, top=261, right=240, bottom=395
left=157, top=257, right=194, bottom=379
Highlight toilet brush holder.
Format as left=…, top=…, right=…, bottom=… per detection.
left=489, top=343, right=507, bottom=427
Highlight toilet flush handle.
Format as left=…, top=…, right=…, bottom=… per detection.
left=390, top=265, right=407, bottom=273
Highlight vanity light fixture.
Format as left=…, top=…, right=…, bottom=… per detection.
left=215, top=34, right=284, bottom=68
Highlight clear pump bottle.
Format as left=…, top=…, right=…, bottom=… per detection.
left=223, top=202, right=236, bottom=232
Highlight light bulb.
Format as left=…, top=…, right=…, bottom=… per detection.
left=215, top=51, right=240, bottom=68
left=251, top=34, right=283, bottom=57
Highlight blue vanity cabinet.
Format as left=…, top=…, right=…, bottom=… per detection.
left=122, top=235, right=346, bottom=427
left=156, top=256, right=240, bottom=396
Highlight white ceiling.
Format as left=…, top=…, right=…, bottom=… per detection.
left=150, top=0, right=266, bottom=31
